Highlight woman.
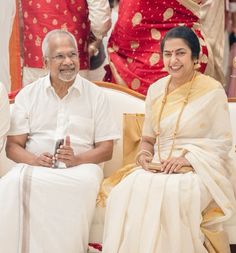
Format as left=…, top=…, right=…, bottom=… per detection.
left=104, top=0, right=224, bottom=95
left=102, top=26, right=236, bottom=253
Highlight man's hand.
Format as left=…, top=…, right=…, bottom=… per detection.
left=34, top=152, right=54, bottom=167
left=6, top=134, right=54, bottom=167
left=161, top=156, right=191, bottom=174
left=56, top=136, right=76, bottom=168
left=88, top=32, right=102, bottom=57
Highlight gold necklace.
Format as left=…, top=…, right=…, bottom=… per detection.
left=157, top=72, right=196, bottom=161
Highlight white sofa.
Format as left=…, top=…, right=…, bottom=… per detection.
left=0, top=82, right=236, bottom=251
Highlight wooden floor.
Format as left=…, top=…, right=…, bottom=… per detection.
left=231, top=245, right=236, bottom=253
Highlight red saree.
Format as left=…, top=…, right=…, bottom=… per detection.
left=105, top=0, right=208, bottom=95
left=21, top=0, right=90, bottom=70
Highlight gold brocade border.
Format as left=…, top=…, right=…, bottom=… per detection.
left=177, top=0, right=200, bottom=18
left=151, top=73, right=222, bottom=121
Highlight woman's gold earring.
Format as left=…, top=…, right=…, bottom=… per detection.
left=162, top=65, right=167, bottom=72
left=194, top=61, right=200, bottom=70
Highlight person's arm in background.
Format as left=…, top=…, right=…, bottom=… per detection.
left=87, top=0, right=112, bottom=57
left=0, top=83, right=10, bottom=153
left=87, top=0, right=111, bottom=39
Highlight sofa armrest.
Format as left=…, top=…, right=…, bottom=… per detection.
left=94, top=82, right=145, bottom=177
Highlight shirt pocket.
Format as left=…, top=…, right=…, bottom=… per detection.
left=68, top=115, right=94, bottom=144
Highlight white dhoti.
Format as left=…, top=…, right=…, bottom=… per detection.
left=0, top=163, right=103, bottom=253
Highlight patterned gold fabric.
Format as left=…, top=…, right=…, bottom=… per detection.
left=122, top=113, right=144, bottom=166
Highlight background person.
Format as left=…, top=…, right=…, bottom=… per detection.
left=226, top=0, right=236, bottom=97
left=0, top=82, right=10, bottom=176
left=0, top=82, right=10, bottom=153
left=0, top=0, right=15, bottom=92
left=104, top=0, right=224, bottom=95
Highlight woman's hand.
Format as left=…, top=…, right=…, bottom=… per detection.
left=161, top=156, right=191, bottom=174
left=137, top=136, right=155, bottom=172
left=138, top=153, right=153, bottom=171
left=55, top=136, right=77, bottom=168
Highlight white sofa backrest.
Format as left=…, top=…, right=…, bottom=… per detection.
left=99, top=85, right=145, bottom=177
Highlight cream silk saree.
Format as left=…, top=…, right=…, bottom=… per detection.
left=101, top=73, right=236, bottom=253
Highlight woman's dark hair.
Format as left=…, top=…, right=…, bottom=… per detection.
left=160, top=26, right=200, bottom=60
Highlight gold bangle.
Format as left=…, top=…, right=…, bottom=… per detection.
left=181, top=149, right=189, bottom=157
left=135, top=150, right=153, bottom=166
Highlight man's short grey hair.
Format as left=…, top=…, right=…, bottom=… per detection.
left=42, top=29, right=78, bottom=57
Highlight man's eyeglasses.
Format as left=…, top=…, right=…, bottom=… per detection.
left=48, top=52, right=79, bottom=62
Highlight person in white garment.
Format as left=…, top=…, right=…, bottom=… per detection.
left=0, top=82, right=10, bottom=152
left=0, top=82, right=10, bottom=176
left=0, top=0, right=15, bottom=92
left=1, top=29, right=119, bottom=253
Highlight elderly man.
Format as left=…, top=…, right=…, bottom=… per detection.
left=1, top=30, right=119, bottom=253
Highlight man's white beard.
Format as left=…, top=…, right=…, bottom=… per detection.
left=58, top=71, right=77, bottom=82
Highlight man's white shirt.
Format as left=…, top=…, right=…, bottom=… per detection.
left=9, top=74, right=120, bottom=156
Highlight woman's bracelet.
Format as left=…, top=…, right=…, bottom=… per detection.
left=181, top=149, right=189, bottom=157
left=135, top=149, right=153, bottom=166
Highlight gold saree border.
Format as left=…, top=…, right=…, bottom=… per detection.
left=177, top=0, right=200, bottom=18
left=201, top=202, right=231, bottom=253
left=151, top=73, right=222, bottom=121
